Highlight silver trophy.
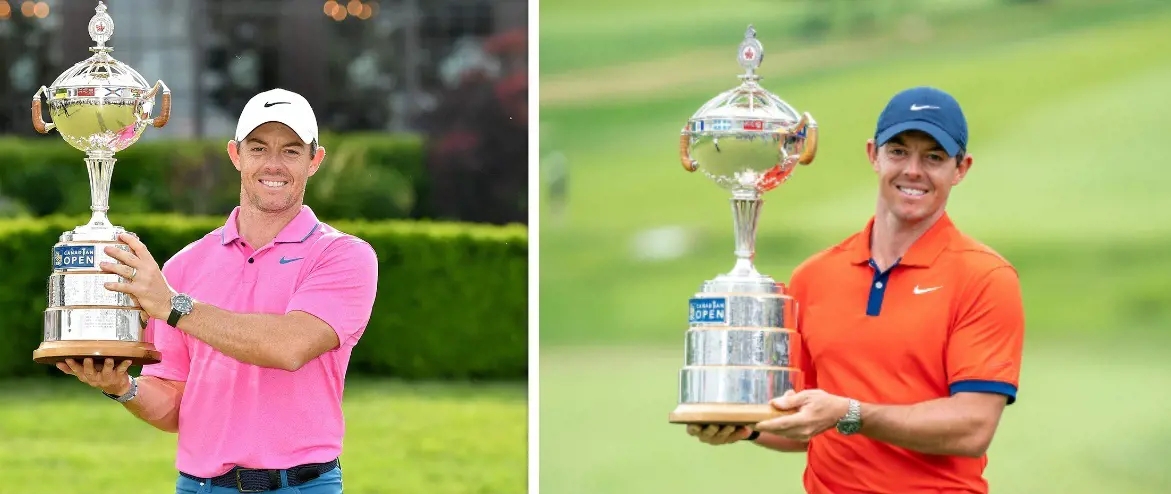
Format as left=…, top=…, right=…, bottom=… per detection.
left=31, top=1, right=170, bottom=367
left=669, top=25, right=819, bottom=426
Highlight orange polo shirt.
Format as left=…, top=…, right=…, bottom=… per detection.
left=788, top=212, right=1025, bottom=494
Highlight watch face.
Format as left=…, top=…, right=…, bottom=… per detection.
left=837, top=421, right=861, bottom=435
left=173, top=294, right=193, bottom=313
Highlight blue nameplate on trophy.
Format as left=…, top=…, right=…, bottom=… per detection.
left=689, top=297, right=727, bottom=324
left=53, top=245, right=96, bottom=270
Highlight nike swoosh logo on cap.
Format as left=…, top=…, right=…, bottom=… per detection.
left=910, top=104, right=939, bottom=111
left=264, top=102, right=291, bottom=108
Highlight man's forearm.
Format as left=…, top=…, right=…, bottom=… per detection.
left=122, top=376, right=184, bottom=433
left=859, top=395, right=1003, bottom=458
left=752, top=432, right=808, bottom=452
left=174, top=302, right=293, bottom=370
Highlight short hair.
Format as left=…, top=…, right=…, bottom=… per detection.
left=236, top=139, right=318, bottom=156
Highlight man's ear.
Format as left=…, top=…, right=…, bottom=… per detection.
left=308, top=145, right=326, bottom=178
left=226, top=141, right=242, bottom=172
left=953, top=153, right=974, bottom=186
left=866, top=139, right=880, bottom=174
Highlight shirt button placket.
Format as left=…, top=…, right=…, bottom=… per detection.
left=243, top=245, right=261, bottom=285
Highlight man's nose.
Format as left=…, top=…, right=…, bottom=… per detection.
left=903, top=154, right=926, bottom=176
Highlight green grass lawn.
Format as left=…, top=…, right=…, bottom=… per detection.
left=0, top=378, right=526, bottom=494
left=538, top=0, right=1166, bottom=78
left=539, top=335, right=1171, bottom=493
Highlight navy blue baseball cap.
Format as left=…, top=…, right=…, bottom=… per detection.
left=874, top=86, right=967, bottom=157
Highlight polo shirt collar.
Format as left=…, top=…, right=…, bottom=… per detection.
left=219, top=205, right=322, bottom=246
left=220, top=207, right=242, bottom=245
left=847, top=212, right=956, bottom=267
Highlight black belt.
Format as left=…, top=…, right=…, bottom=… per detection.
left=180, top=458, right=339, bottom=492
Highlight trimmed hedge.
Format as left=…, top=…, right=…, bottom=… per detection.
left=0, top=215, right=527, bottom=380
left=0, top=132, right=429, bottom=221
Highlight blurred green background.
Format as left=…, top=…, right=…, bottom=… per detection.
left=538, top=0, right=1171, bottom=492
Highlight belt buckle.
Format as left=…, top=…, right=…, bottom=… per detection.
left=235, top=468, right=266, bottom=493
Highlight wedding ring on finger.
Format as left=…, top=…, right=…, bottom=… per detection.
left=128, top=267, right=137, bottom=281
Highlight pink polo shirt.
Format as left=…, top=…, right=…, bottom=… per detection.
left=140, top=205, right=378, bottom=478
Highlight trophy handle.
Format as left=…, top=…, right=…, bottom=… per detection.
left=795, top=112, right=818, bottom=165
left=680, top=126, right=698, bottom=172
left=142, top=80, right=172, bottom=129
left=31, top=86, right=56, bottom=134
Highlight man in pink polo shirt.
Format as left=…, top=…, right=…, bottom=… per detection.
left=55, top=88, right=378, bottom=493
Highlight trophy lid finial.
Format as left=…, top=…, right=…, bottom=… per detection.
left=737, top=24, right=763, bottom=80
left=88, top=1, right=114, bottom=52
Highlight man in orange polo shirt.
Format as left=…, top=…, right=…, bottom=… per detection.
left=687, top=86, right=1025, bottom=494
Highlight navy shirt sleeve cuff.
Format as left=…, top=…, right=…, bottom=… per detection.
left=949, top=379, right=1017, bottom=405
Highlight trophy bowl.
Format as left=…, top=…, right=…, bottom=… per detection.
left=32, top=3, right=170, bottom=155
left=679, top=27, right=817, bottom=197
left=669, top=25, right=819, bottom=427
left=30, top=1, right=170, bottom=367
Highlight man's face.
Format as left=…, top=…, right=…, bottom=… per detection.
left=227, top=122, right=325, bottom=215
left=867, top=130, right=972, bottom=224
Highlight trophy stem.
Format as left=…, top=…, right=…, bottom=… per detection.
left=729, top=189, right=763, bottom=278
left=84, top=150, right=116, bottom=231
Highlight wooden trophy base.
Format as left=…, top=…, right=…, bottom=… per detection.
left=669, top=403, right=794, bottom=426
left=33, top=340, right=161, bottom=367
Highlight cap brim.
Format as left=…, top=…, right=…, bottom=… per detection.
left=236, top=120, right=315, bottom=145
left=876, top=121, right=961, bottom=157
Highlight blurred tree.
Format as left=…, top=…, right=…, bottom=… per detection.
left=203, top=4, right=279, bottom=126
left=416, top=28, right=526, bottom=226
left=0, top=8, right=59, bottom=136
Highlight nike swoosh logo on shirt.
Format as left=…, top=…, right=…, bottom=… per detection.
left=279, top=256, right=304, bottom=264
left=913, top=285, right=942, bottom=295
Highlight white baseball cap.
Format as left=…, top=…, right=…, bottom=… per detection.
left=234, top=88, right=319, bottom=145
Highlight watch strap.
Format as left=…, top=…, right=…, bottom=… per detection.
left=836, top=398, right=862, bottom=435
left=168, top=293, right=192, bottom=327
left=103, top=375, right=137, bottom=403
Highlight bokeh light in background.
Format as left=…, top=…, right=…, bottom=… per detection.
left=324, top=0, right=378, bottom=21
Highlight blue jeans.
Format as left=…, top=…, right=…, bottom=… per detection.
left=175, top=466, right=342, bottom=493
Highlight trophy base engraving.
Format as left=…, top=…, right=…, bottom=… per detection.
left=40, top=229, right=147, bottom=367
left=674, top=282, right=803, bottom=427
left=685, top=328, right=797, bottom=367
left=668, top=403, right=794, bottom=426
left=33, top=340, right=161, bottom=367
left=49, top=271, right=138, bottom=307
left=677, top=365, right=801, bottom=402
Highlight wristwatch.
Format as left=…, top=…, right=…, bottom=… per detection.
left=103, top=375, right=138, bottom=403
left=836, top=398, right=862, bottom=435
left=168, top=293, right=195, bottom=327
